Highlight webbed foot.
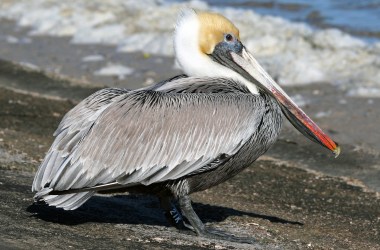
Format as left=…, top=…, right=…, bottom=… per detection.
left=178, top=195, right=255, bottom=244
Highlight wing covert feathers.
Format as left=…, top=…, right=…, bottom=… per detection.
left=33, top=79, right=264, bottom=209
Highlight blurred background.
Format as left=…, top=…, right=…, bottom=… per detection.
left=0, top=0, right=379, bottom=93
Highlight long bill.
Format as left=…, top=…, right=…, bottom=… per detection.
left=230, top=48, right=340, bottom=157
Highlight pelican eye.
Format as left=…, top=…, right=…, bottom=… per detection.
left=225, top=33, right=233, bottom=42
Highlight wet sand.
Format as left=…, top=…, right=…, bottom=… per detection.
left=0, top=19, right=379, bottom=249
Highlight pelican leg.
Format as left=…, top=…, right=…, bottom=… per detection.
left=178, top=195, right=205, bottom=234
left=159, top=196, right=193, bottom=230
left=178, top=195, right=256, bottom=244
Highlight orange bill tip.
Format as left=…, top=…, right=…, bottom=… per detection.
left=332, top=142, right=341, bottom=158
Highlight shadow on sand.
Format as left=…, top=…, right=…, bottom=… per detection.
left=27, top=194, right=303, bottom=227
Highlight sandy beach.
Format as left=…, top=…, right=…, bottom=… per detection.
left=0, top=1, right=379, bottom=249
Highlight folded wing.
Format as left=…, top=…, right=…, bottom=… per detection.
left=35, top=89, right=264, bottom=193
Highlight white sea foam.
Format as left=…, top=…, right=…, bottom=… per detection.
left=289, top=94, right=309, bottom=108
left=314, top=110, right=332, bottom=118
left=18, top=62, right=40, bottom=71
left=346, top=87, right=380, bottom=98
left=5, top=35, right=18, bottom=44
left=0, top=0, right=379, bottom=97
left=82, top=55, right=105, bottom=62
left=5, top=35, right=31, bottom=44
left=94, top=63, right=134, bottom=80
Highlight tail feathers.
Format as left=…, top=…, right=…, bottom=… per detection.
left=34, top=188, right=95, bottom=210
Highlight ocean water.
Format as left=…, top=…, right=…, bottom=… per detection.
left=0, top=0, right=379, bottom=97
left=177, top=0, right=380, bottom=43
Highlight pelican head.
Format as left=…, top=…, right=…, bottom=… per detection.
left=174, top=9, right=340, bottom=156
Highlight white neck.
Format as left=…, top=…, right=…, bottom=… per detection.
left=174, top=9, right=259, bottom=95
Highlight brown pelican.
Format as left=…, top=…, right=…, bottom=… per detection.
left=32, top=9, right=340, bottom=242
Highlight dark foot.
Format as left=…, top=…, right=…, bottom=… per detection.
left=178, top=195, right=255, bottom=244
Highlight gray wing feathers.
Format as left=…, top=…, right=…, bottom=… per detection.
left=32, top=88, right=128, bottom=192
left=45, top=90, right=264, bottom=193
left=40, top=191, right=95, bottom=210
